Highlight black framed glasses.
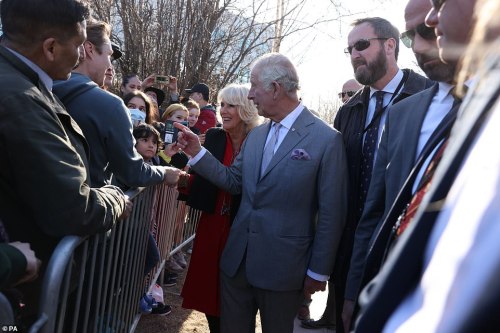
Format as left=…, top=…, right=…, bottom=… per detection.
left=338, top=91, right=356, bottom=98
left=344, top=38, right=389, bottom=55
left=400, top=23, right=436, bottom=48
left=432, top=0, right=446, bottom=11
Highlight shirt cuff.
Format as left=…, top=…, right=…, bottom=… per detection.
left=307, top=269, right=329, bottom=282
left=188, top=147, right=207, bottom=166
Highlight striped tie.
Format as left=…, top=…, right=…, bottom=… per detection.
left=261, top=123, right=281, bottom=174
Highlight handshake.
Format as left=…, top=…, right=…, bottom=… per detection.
left=162, top=167, right=189, bottom=188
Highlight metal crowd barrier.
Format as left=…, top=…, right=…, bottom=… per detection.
left=28, top=183, right=201, bottom=333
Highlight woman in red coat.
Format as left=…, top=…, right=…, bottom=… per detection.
left=180, top=83, right=261, bottom=332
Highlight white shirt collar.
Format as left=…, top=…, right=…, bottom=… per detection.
left=436, top=82, right=455, bottom=103
left=369, top=69, right=404, bottom=98
left=271, top=101, right=305, bottom=130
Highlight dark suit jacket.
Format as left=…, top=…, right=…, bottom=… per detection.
left=357, top=99, right=460, bottom=299
left=333, top=70, right=433, bottom=297
left=334, top=70, right=433, bottom=237
left=354, top=54, right=500, bottom=333
left=344, top=84, right=439, bottom=300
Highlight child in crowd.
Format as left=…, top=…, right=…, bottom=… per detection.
left=160, top=103, right=189, bottom=123
left=182, top=98, right=205, bottom=145
left=158, top=104, right=190, bottom=169
left=133, top=124, right=171, bottom=316
left=182, top=98, right=201, bottom=134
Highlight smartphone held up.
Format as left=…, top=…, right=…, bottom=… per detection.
left=155, top=75, right=170, bottom=84
left=164, top=120, right=188, bottom=144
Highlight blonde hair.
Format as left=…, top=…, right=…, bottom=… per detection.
left=161, top=103, right=189, bottom=122
left=217, top=83, right=262, bottom=132
left=457, top=0, right=500, bottom=96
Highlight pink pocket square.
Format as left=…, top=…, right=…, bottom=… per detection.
left=291, top=149, right=311, bottom=160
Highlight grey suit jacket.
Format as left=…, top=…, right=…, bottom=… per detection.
left=192, top=107, right=348, bottom=291
left=345, top=84, right=438, bottom=299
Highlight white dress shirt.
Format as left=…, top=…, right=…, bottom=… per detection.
left=263, top=102, right=304, bottom=151
left=412, top=83, right=455, bottom=192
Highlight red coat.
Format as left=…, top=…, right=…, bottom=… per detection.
left=181, top=134, right=235, bottom=316
left=193, top=106, right=217, bottom=134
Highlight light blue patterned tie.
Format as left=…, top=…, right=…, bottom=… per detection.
left=261, top=123, right=281, bottom=173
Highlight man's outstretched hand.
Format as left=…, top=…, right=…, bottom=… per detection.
left=174, top=122, right=202, bottom=157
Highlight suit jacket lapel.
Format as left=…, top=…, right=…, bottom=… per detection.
left=401, top=84, right=438, bottom=171
left=363, top=94, right=460, bottom=284
left=259, top=108, right=313, bottom=180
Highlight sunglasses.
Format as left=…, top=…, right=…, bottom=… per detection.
left=344, top=38, right=389, bottom=55
left=432, top=0, right=446, bottom=11
left=400, top=23, right=436, bottom=48
left=338, top=91, right=356, bottom=98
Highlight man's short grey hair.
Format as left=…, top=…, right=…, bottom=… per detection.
left=252, top=53, right=300, bottom=95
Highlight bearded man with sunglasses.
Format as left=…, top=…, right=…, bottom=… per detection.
left=350, top=0, right=460, bottom=281
left=325, top=17, right=434, bottom=333
left=341, top=0, right=461, bottom=330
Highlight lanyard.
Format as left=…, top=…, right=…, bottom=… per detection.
left=362, top=71, right=409, bottom=134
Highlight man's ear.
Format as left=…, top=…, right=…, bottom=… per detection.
left=385, top=38, right=397, bottom=57
left=83, top=40, right=94, bottom=59
left=272, top=81, right=281, bottom=100
left=41, top=38, right=57, bottom=62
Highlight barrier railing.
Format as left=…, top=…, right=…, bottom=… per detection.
left=28, top=182, right=200, bottom=333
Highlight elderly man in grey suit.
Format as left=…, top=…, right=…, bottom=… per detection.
left=175, top=52, right=348, bottom=333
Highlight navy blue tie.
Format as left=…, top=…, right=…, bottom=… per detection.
left=359, top=91, right=385, bottom=214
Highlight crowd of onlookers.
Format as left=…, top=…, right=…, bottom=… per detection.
left=1, top=0, right=499, bottom=332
